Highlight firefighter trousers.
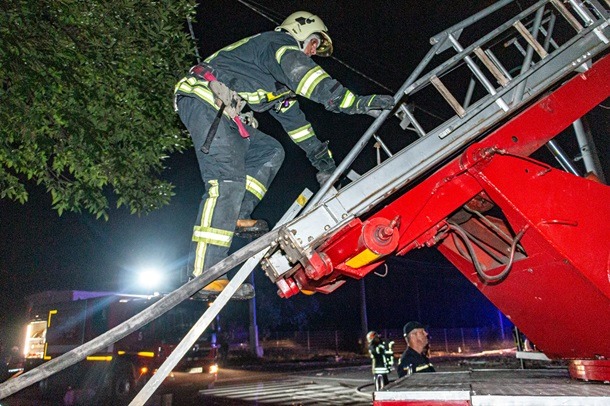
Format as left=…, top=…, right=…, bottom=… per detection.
left=176, top=96, right=285, bottom=278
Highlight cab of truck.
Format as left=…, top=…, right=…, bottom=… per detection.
left=19, top=291, right=218, bottom=402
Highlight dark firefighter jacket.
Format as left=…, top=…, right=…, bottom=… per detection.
left=175, top=30, right=376, bottom=173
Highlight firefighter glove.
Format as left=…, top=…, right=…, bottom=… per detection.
left=357, top=95, right=395, bottom=115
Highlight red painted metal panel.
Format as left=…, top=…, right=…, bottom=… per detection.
left=322, top=53, right=610, bottom=273
left=440, top=154, right=610, bottom=359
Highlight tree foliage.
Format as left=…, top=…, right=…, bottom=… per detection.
left=0, top=0, right=197, bottom=219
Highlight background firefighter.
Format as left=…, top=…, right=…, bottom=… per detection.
left=397, top=321, right=435, bottom=377
left=174, top=11, right=395, bottom=298
left=366, top=331, right=394, bottom=390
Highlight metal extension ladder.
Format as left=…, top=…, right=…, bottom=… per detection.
left=262, top=0, right=610, bottom=285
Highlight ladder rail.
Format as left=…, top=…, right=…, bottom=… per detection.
left=306, top=1, right=558, bottom=209
left=304, top=43, right=442, bottom=211
left=369, top=26, right=606, bottom=197
left=407, top=0, right=607, bottom=127
left=379, top=1, right=587, bottom=154
left=316, top=0, right=608, bottom=213
left=405, top=0, right=565, bottom=97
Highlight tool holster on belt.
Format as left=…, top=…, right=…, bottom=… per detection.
left=190, top=64, right=250, bottom=153
left=208, top=81, right=245, bottom=119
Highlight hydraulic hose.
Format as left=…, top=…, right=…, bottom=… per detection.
left=447, top=222, right=527, bottom=283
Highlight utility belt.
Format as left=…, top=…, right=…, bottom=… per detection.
left=187, top=63, right=254, bottom=153
left=190, top=64, right=246, bottom=120
left=191, top=63, right=295, bottom=112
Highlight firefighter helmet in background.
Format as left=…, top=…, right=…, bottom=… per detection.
left=366, top=331, right=378, bottom=344
left=276, top=11, right=333, bottom=57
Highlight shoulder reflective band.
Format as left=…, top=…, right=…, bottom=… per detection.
left=276, top=45, right=300, bottom=63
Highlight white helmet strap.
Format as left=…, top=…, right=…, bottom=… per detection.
left=300, top=33, right=321, bottom=52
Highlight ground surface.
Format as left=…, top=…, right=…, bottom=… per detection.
left=1, top=351, right=570, bottom=405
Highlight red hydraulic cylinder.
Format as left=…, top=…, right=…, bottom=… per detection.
left=339, top=217, right=400, bottom=273
left=276, top=217, right=400, bottom=298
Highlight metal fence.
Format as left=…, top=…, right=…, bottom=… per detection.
left=228, top=326, right=515, bottom=359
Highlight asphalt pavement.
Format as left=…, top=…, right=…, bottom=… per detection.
left=0, top=353, right=532, bottom=405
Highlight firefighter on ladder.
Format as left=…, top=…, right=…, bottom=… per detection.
left=367, top=331, right=394, bottom=390
left=174, top=11, right=395, bottom=299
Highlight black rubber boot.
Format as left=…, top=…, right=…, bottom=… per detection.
left=192, top=281, right=255, bottom=301
left=235, top=219, right=269, bottom=238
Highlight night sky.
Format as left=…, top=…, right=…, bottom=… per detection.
left=1, top=0, right=608, bottom=349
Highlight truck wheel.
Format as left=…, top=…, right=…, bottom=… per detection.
left=38, top=378, right=51, bottom=398
left=112, top=364, right=135, bottom=405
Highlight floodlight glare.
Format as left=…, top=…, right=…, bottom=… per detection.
left=138, top=268, right=163, bottom=290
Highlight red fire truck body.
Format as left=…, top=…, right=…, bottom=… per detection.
left=22, top=290, right=217, bottom=401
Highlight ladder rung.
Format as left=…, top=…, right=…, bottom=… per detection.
left=474, top=47, right=510, bottom=86
left=430, top=75, right=466, bottom=118
left=513, top=20, right=549, bottom=59
left=485, top=49, right=514, bottom=81
left=550, top=0, right=584, bottom=32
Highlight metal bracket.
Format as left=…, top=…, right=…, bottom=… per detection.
left=431, top=28, right=464, bottom=54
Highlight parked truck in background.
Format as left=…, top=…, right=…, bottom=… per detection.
left=18, top=290, right=217, bottom=403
